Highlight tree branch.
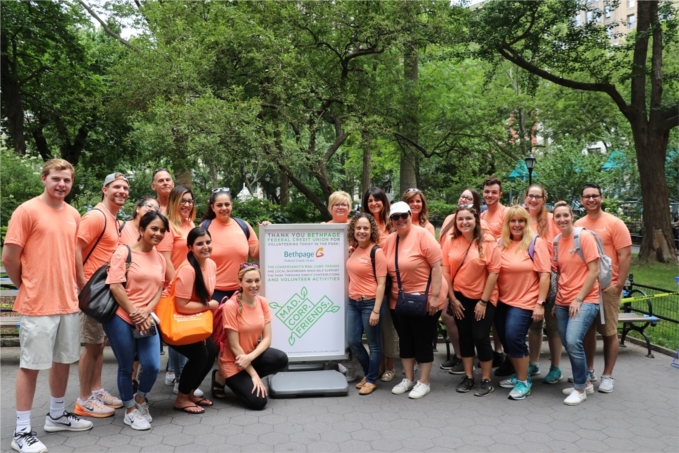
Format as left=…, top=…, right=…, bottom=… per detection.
left=76, top=0, right=141, bottom=53
left=323, top=130, right=351, bottom=162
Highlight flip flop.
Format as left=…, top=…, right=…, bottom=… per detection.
left=211, top=370, right=226, bottom=399
left=193, top=398, right=214, bottom=407
left=173, top=404, right=205, bottom=414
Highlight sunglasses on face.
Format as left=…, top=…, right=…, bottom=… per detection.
left=390, top=213, right=409, bottom=221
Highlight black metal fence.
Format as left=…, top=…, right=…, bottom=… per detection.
left=625, top=280, right=679, bottom=352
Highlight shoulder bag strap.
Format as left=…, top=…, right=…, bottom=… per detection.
left=451, top=241, right=473, bottom=289
left=370, top=245, right=379, bottom=281
left=83, top=208, right=107, bottom=265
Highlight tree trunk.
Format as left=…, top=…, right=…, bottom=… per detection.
left=1, top=35, right=26, bottom=154
left=171, top=129, right=192, bottom=188
left=279, top=169, right=289, bottom=208
left=361, top=130, right=372, bottom=198
left=59, top=125, right=88, bottom=167
left=400, top=40, right=419, bottom=194
left=634, top=122, right=676, bottom=263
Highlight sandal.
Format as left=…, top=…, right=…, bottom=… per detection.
left=211, top=369, right=226, bottom=399
left=173, top=404, right=205, bottom=414
left=193, top=398, right=214, bottom=407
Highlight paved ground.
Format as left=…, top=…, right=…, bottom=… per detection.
left=1, top=341, right=677, bottom=453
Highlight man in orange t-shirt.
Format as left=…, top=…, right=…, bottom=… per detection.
left=2, top=159, right=93, bottom=451
left=151, top=168, right=174, bottom=214
left=479, top=177, right=508, bottom=371
left=75, top=173, right=129, bottom=418
left=575, top=183, right=632, bottom=394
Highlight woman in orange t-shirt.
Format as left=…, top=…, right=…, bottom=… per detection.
left=495, top=206, right=550, bottom=400
left=552, top=201, right=600, bottom=406
left=346, top=213, right=387, bottom=395
left=524, top=184, right=563, bottom=385
left=104, top=211, right=167, bottom=430
left=217, top=264, right=288, bottom=410
left=170, top=227, right=219, bottom=414
left=324, top=190, right=352, bottom=224
left=361, top=188, right=397, bottom=381
left=442, top=205, right=500, bottom=397
left=119, top=197, right=160, bottom=246
left=402, top=188, right=436, bottom=237
left=382, top=202, right=446, bottom=399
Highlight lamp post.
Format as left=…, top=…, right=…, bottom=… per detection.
left=524, top=152, right=536, bottom=186
left=264, top=173, right=270, bottom=201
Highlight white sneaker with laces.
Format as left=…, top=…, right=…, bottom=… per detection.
left=391, top=378, right=415, bottom=395
left=124, top=409, right=151, bottom=431
left=135, top=399, right=152, bottom=423
left=598, top=375, right=615, bottom=393
left=96, top=389, right=123, bottom=408
left=561, top=384, right=594, bottom=395
left=564, top=389, right=587, bottom=406
left=165, top=372, right=175, bottom=386
left=44, top=411, right=93, bottom=432
left=408, top=381, right=431, bottom=399
left=11, top=430, right=47, bottom=453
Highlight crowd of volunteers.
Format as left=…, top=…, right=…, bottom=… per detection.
left=3, top=159, right=631, bottom=452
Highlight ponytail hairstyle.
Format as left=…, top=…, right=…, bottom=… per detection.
left=451, top=205, right=485, bottom=259
left=236, top=264, right=261, bottom=316
left=199, top=189, right=231, bottom=224
left=553, top=200, right=573, bottom=219
left=139, top=211, right=169, bottom=233
left=500, top=205, right=533, bottom=253
left=132, top=196, right=159, bottom=220
left=362, top=187, right=393, bottom=233
left=186, top=227, right=212, bottom=305
left=525, top=184, right=549, bottom=238
left=440, top=188, right=482, bottom=239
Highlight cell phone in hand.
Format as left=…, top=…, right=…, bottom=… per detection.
left=132, top=324, right=157, bottom=339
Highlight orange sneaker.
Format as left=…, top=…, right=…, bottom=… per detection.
left=74, top=398, right=115, bottom=418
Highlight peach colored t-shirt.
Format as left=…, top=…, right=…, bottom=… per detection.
left=442, top=234, right=501, bottom=304
left=106, top=245, right=166, bottom=325
left=157, top=221, right=195, bottom=269
left=375, top=221, right=390, bottom=248
left=382, top=229, right=448, bottom=310
left=5, top=197, right=80, bottom=316
left=119, top=220, right=139, bottom=246
left=219, top=295, right=272, bottom=378
left=554, top=231, right=600, bottom=306
left=78, top=204, right=120, bottom=280
left=413, top=219, right=436, bottom=237
left=439, top=214, right=493, bottom=248
left=480, top=205, right=507, bottom=239
left=173, top=259, right=217, bottom=302
left=530, top=213, right=560, bottom=258
left=575, top=213, right=632, bottom=286
left=208, top=219, right=258, bottom=291
left=346, top=244, right=387, bottom=300
left=497, top=238, right=551, bottom=310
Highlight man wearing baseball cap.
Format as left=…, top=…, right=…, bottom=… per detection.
left=75, top=172, right=129, bottom=418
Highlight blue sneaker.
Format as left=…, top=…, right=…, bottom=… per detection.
left=544, top=365, right=563, bottom=384
left=508, top=380, right=531, bottom=400
left=528, top=362, right=541, bottom=376
left=499, top=374, right=517, bottom=389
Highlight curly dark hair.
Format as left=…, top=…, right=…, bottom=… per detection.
left=347, top=212, right=380, bottom=247
left=451, top=205, right=485, bottom=259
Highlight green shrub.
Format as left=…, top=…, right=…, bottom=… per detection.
left=1, top=150, right=43, bottom=229
left=428, top=200, right=457, bottom=228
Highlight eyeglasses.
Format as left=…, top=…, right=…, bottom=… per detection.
left=390, top=213, right=409, bottom=221
left=333, top=203, right=349, bottom=208
left=142, top=203, right=159, bottom=211
left=180, top=199, right=194, bottom=205
left=526, top=195, right=544, bottom=200
left=212, top=187, right=230, bottom=193
left=582, top=194, right=601, bottom=200
left=240, top=262, right=260, bottom=269
left=459, top=195, right=473, bottom=201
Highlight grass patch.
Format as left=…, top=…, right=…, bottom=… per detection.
left=629, top=256, right=679, bottom=289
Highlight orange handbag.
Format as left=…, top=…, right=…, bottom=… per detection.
left=155, top=265, right=213, bottom=346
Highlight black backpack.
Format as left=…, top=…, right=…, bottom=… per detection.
left=200, top=217, right=250, bottom=239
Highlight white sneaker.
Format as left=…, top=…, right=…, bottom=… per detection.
left=391, top=378, right=415, bottom=395
left=561, top=384, right=594, bottom=395
left=568, top=369, right=597, bottom=383
left=124, top=409, right=151, bottom=431
left=44, top=411, right=93, bottom=432
left=135, top=398, right=152, bottom=423
left=173, top=381, right=179, bottom=395
left=598, top=375, right=615, bottom=393
left=408, top=381, right=431, bottom=399
left=96, top=389, right=123, bottom=408
left=11, top=430, right=47, bottom=453
left=564, top=389, right=587, bottom=406
left=165, top=372, right=176, bottom=386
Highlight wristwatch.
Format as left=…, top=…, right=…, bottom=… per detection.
left=536, top=300, right=545, bottom=306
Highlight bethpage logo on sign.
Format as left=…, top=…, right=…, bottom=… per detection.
left=269, top=287, right=340, bottom=346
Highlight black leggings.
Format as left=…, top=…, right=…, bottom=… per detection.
left=224, top=348, right=288, bottom=410
left=391, top=309, right=442, bottom=364
left=453, top=292, right=495, bottom=362
left=172, top=338, right=217, bottom=395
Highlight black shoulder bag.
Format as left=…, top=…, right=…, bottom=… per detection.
left=79, top=245, right=132, bottom=323
left=394, top=236, right=431, bottom=317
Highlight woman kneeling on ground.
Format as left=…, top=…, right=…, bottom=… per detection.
left=171, top=227, right=219, bottom=414
left=495, top=206, right=550, bottom=400
left=218, top=264, right=288, bottom=410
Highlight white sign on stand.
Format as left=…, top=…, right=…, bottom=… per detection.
left=259, top=224, right=348, bottom=362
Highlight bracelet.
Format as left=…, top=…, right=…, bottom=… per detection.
left=372, top=311, right=380, bottom=315
left=479, top=300, right=488, bottom=305
left=574, top=298, right=584, bottom=304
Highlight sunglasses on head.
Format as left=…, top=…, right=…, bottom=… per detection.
left=390, top=213, right=409, bottom=221
left=212, top=187, right=230, bottom=193
left=240, top=262, right=260, bottom=269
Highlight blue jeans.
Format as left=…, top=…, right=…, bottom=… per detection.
left=168, top=347, right=187, bottom=380
left=102, top=315, right=161, bottom=408
left=346, top=299, right=382, bottom=383
left=555, top=304, right=599, bottom=390
left=495, top=302, right=534, bottom=359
